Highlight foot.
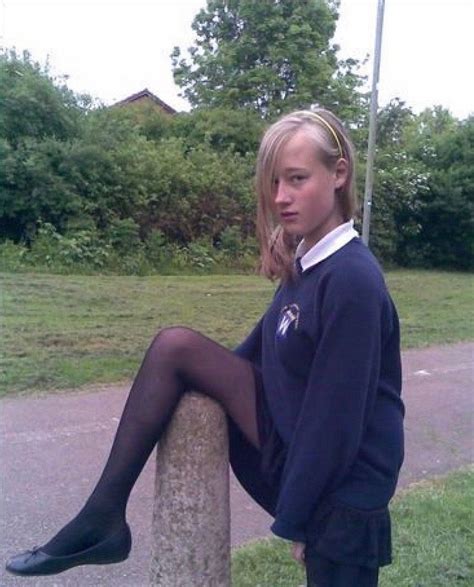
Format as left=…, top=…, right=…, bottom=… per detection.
left=5, top=523, right=132, bottom=576
left=40, top=505, right=126, bottom=557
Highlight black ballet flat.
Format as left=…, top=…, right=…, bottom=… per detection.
left=5, top=523, right=132, bottom=576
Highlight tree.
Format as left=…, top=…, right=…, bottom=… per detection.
left=368, top=103, right=473, bottom=269
left=0, top=49, right=87, bottom=240
left=0, top=49, right=83, bottom=146
left=367, top=100, right=430, bottom=265
left=171, top=0, right=364, bottom=119
left=0, top=137, right=82, bottom=241
left=171, top=107, right=264, bottom=155
left=410, top=109, right=473, bottom=269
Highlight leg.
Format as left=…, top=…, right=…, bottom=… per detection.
left=23, top=327, right=260, bottom=558
left=227, top=366, right=285, bottom=517
left=228, top=418, right=279, bottom=517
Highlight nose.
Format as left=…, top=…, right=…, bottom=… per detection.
left=274, top=180, right=292, bottom=206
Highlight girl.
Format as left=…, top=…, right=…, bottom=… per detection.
left=6, top=109, right=404, bottom=587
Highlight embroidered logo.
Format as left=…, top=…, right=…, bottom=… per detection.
left=277, top=304, right=300, bottom=337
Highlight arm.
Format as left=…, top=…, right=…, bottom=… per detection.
left=271, top=268, right=385, bottom=542
left=233, top=314, right=264, bottom=363
left=234, top=284, right=280, bottom=363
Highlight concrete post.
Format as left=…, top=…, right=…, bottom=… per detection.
left=149, top=392, right=231, bottom=587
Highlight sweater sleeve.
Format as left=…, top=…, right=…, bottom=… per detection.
left=234, top=284, right=280, bottom=363
left=233, top=315, right=264, bottom=364
left=271, top=267, right=385, bottom=542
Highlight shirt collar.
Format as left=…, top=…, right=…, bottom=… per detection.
left=295, top=220, right=359, bottom=273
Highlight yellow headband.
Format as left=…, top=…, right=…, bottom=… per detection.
left=310, top=113, right=344, bottom=158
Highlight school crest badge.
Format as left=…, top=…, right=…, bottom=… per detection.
left=277, top=304, right=300, bottom=337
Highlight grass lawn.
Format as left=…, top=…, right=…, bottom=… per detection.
left=1, top=269, right=473, bottom=396
left=231, top=467, right=474, bottom=586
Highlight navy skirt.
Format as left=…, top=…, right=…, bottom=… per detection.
left=228, top=365, right=392, bottom=572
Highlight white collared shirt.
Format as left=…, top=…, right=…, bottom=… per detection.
left=295, top=220, right=359, bottom=273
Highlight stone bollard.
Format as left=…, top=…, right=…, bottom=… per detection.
left=149, top=392, right=231, bottom=587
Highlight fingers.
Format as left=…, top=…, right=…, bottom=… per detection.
left=291, top=541, right=306, bottom=566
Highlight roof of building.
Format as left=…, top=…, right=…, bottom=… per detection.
left=112, top=88, right=177, bottom=114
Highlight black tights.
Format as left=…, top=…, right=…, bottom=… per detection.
left=43, top=327, right=260, bottom=556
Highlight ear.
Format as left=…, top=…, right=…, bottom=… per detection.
left=333, top=158, right=349, bottom=190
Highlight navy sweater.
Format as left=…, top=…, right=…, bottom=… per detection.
left=235, top=238, right=405, bottom=542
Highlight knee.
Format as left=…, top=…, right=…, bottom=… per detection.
left=149, top=326, right=198, bottom=364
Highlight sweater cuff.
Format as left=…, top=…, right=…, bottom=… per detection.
left=271, top=517, right=306, bottom=543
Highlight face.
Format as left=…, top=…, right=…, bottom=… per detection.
left=271, top=130, right=347, bottom=250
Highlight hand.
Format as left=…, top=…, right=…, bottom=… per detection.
left=291, top=541, right=306, bottom=566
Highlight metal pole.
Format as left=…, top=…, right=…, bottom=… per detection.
left=362, top=0, right=386, bottom=246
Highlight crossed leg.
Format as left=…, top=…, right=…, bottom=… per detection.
left=40, top=326, right=261, bottom=556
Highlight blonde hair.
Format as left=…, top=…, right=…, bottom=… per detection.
left=256, top=108, right=357, bottom=282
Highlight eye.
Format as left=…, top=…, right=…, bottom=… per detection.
left=290, top=174, right=306, bottom=183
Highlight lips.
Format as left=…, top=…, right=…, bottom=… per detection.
left=280, top=212, right=298, bottom=221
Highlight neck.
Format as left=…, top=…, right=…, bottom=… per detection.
left=303, top=214, right=344, bottom=251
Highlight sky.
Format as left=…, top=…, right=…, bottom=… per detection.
left=1, top=0, right=472, bottom=119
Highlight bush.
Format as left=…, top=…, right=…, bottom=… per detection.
left=27, top=221, right=112, bottom=270
left=171, top=107, right=264, bottom=156
left=105, top=218, right=142, bottom=255
left=0, top=240, right=28, bottom=271
left=144, top=229, right=169, bottom=267
left=28, top=221, right=62, bottom=266
left=218, top=225, right=244, bottom=258
left=0, top=219, right=259, bottom=276
left=59, top=230, right=112, bottom=268
left=186, top=238, right=217, bottom=270
left=214, top=227, right=259, bottom=271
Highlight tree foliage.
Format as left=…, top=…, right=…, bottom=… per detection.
left=0, top=50, right=257, bottom=249
left=0, top=137, right=82, bottom=241
left=0, top=48, right=472, bottom=272
left=172, top=107, right=265, bottom=155
left=171, top=0, right=365, bottom=120
left=0, top=49, right=83, bottom=145
left=368, top=99, right=430, bottom=265
left=409, top=109, right=473, bottom=269
left=368, top=101, right=473, bottom=269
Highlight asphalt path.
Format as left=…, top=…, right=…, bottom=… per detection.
left=1, top=342, right=472, bottom=586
